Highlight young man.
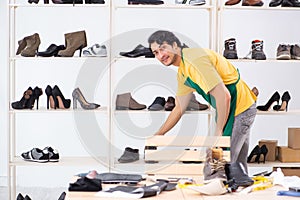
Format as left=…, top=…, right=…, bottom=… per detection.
left=148, top=30, right=257, bottom=173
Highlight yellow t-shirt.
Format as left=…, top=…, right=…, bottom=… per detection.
left=176, top=48, right=257, bottom=116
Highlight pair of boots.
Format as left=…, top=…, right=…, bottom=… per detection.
left=17, top=30, right=87, bottom=57
left=223, top=38, right=266, bottom=60
left=225, top=0, right=263, bottom=6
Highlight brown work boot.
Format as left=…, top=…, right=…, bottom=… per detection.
left=116, top=92, right=146, bottom=110
left=242, top=0, right=264, bottom=6
left=225, top=0, right=241, bottom=5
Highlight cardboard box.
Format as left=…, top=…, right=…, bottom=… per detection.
left=273, top=167, right=300, bottom=177
left=288, top=128, right=300, bottom=149
left=259, top=140, right=278, bottom=161
left=278, top=146, right=300, bottom=162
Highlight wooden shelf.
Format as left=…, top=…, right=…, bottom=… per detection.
left=248, top=161, right=300, bottom=168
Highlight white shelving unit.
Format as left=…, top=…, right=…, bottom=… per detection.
left=8, top=0, right=300, bottom=199
left=7, top=1, right=111, bottom=199
left=217, top=1, right=300, bottom=173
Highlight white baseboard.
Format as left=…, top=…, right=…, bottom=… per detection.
left=0, top=176, right=7, bottom=187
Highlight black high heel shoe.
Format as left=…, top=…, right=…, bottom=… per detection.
left=11, top=87, right=33, bottom=109
left=27, top=86, right=43, bottom=109
left=45, top=85, right=55, bottom=109
left=256, top=91, right=280, bottom=111
left=259, top=144, right=268, bottom=163
left=247, top=145, right=261, bottom=163
left=52, top=85, right=71, bottom=109
left=28, top=0, right=39, bottom=3
left=273, top=91, right=291, bottom=111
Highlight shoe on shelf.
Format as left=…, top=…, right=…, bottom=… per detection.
left=251, top=86, right=259, bottom=96
left=37, top=44, right=65, bottom=57
left=223, top=38, right=238, bottom=59
left=118, top=147, right=139, bottom=163
left=116, top=92, right=146, bottom=110
left=21, top=148, right=49, bottom=163
left=224, top=0, right=241, bottom=5
left=57, top=30, right=87, bottom=57
left=175, top=0, right=187, bottom=4
left=291, top=44, right=300, bottom=60
left=128, top=0, right=164, bottom=4
left=61, top=0, right=83, bottom=3
left=119, top=44, right=155, bottom=58
left=83, top=44, right=107, bottom=57
left=43, top=146, right=60, bottom=162
left=189, top=0, right=205, bottom=5
left=16, top=33, right=41, bottom=57
left=148, top=97, right=166, bottom=111
left=11, top=87, right=33, bottom=110
left=269, top=0, right=283, bottom=6
left=281, top=0, right=300, bottom=6
left=72, top=88, right=100, bottom=110
left=256, top=91, right=280, bottom=111
left=251, top=39, right=266, bottom=60
left=242, top=0, right=264, bottom=6
left=186, top=94, right=209, bottom=111
left=273, top=91, right=291, bottom=111
left=164, top=96, right=175, bottom=111
left=276, top=44, right=291, bottom=60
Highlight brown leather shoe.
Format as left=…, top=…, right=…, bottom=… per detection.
left=116, top=92, right=146, bottom=110
left=242, top=0, right=264, bottom=6
left=225, top=0, right=241, bottom=5
left=164, top=96, right=175, bottom=111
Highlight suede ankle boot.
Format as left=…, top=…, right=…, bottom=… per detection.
left=57, top=30, right=87, bottom=57
left=242, top=0, right=264, bottom=6
left=20, top=33, right=41, bottom=57
left=115, top=92, right=146, bottom=110
left=225, top=0, right=241, bottom=5
left=225, top=162, right=254, bottom=187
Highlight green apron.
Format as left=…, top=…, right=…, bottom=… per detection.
left=181, top=53, right=240, bottom=137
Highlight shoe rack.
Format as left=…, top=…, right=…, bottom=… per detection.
left=7, top=1, right=111, bottom=199
left=217, top=1, right=300, bottom=169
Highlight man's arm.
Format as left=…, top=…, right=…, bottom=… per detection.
left=155, top=93, right=193, bottom=135
left=208, top=82, right=231, bottom=136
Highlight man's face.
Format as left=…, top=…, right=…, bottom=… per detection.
left=150, top=42, right=179, bottom=66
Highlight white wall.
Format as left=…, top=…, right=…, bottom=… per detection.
left=1, top=0, right=300, bottom=188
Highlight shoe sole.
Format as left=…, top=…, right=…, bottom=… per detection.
left=277, top=54, right=291, bottom=60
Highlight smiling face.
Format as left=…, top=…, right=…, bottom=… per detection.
left=150, top=41, right=181, bottom=67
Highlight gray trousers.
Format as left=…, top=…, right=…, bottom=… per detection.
left=230, top=103, right=256, bottom=173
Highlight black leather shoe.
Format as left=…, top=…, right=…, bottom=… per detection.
left=148, top=97, right=166, bottom=111
left=269, top=0, right=283, bottom=6
left=120, top=44, right=155, bottom=58
left=62, top=0, right=83, bottom=3
left=281, top=0, right=300, bottom=6
left=128, top=0, right=164, bottom=4
left=37, top=44, right=65, bottom=57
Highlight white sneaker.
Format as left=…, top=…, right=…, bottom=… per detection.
left=189, top=0, right=205, bottom=5
left=83, top=44, right=107, bottom=57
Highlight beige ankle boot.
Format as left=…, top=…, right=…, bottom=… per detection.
left=20, top=33, right=41, bottom=57
left=242, top=0, right=264, bottom=6
left=57, top=30, right=87, bottom=57
left=224, top=0, right=241, bottom=5
left=116, top=92, right=146, bottom=110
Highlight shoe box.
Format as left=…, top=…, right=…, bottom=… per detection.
left=258, top=139, right=278, bottom=161
left=288, top=128, right=300, bottom=149
left=277, top=146, right=300, bottom=163
left=272, top=167, right=300, bottom=177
